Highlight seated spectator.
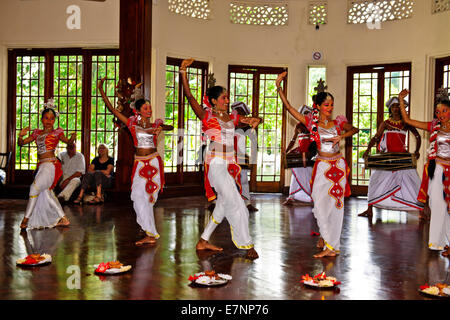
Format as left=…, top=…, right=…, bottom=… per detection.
left=57, top=143, right=85, bottom=203
left=74, top=144, right=114, bottom=204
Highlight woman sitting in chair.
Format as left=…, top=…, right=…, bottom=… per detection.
left=74, top=144, right=114, bottom=204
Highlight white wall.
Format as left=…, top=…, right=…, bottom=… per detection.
left=0, top=0, right=119, bottom=154
left=1, top=0, right=449, bottom=187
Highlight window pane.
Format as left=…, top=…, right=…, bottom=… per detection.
left=91, top=55, right=120, bottom=163
left=54, top=55, right=83, bottom=155
left=15, top=54, right=45, bottom=170
left=307, top=66, right=326, bottom=106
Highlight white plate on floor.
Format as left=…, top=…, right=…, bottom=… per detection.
left=303, top=279, right=337, bottom=289
left=191, top=272, right=232, bottom=287
left=16, top=254, right=52, bottom=266
left=93, top=264, right=132, bottom=275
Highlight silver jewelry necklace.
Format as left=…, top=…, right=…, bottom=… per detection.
left=212, top=107, right=225, bottom=117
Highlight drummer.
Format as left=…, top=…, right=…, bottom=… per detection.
left=359, top=97, right=424, bottom=219
left=283, top=105, right=316, bottom=206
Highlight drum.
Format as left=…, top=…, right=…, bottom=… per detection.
left=285, top=151, right=315, bottom=168
left=364, top=152, right=416, bottom=170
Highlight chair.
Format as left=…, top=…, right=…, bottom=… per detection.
left=0, top=152, right=12, bottom=195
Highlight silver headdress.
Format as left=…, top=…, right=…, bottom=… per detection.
left=41, top=98, right=59, bottom=117
left=436, top=87, right=450, bottom=102
left=129, top=83, right=146, bottom=110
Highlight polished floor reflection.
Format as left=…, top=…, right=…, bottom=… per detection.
left=0, top=194, right=448, bottom=300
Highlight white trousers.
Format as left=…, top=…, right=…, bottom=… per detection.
left=311, top=159, right=347, bottom=252
left=368, top=169, right=422, bottom=211
left=57, top=177, right=81, bottom=201
left=287, top=167, right=313, bottom=203
left=201, top=157, right=253, bottom=249
left=25, top=162, right=65, bottom=229
left=241, top=168, right=251, bottom=204
left=130, top=158, right=161, bottom=239
left=428, top=163, right=450, bottom=250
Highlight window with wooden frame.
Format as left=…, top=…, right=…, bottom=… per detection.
left=7, top=48, right=119, bottom=185
left=164, top=58, right=208, bottom=185
left=228, top=65, right=287, bottom=193
left=346, top=63, right=411, bottom=195
left=435, top=56, right=450, bottom=102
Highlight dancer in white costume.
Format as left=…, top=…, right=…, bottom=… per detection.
left=276, top=71, right=359, bottom=258
left=397, top=88, right=450, bottom=258
left=18, top=100, right=75, bottom=230
left=359, top=97, right=423, bottom=219
left=180, top=58, right=262, bottom=259
left=98, top=77, right=173, bottom=246
left=283, top=105, right=316, bottom=206
left=232, top=101, right=259, bottom=212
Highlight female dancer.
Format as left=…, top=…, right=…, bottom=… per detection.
left=276, top=71, right=359, bottom=258
left=283, top=105, right=316, bottom=206
left=180, top=58, right=261, bottom=259
left=398, top=88, right=450, bottom=257
left=98, top=77, right=173, bottom=246
left=359, top=97, right=423, bottom=219
left=18, top=100, right=75, bottom=229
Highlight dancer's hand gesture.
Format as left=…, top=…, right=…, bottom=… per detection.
left=276, top=71, right=287, bottom=88
left=398, top=89, right=409, bottom=101
left=324, top=136, right=342, bottom=147
left=181, top=58, right=195, bottom=70
left=19, top=127, right=30, bottom=137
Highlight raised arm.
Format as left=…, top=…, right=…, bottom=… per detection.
left=398, top=89, right=428, bottom=131
left=408, top=125, right=422, bottom=159
left=98, top=77, right=129, bottom=125
left=276, top=72, right=307, bottom=126
left=17, top=127, right=34, bottom=146
left=59, top=132, right=76, bottom=145
left=160, top=124, right=174, bottom=131
left=180, top=59, right=205, bottom=120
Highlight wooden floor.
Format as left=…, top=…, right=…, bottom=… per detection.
left=0, top=193, right=448, bottom=301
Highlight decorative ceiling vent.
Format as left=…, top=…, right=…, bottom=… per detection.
left=347, top=0, right=414, bottom=24
left=230, top=1, right=289, bottom=26
left=309, top=1, right=328, bottom=25
left=432, top=0, right=450, bottom=13
left=168, top=0, right=211, bottom=20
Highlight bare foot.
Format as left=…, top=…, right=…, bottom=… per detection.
left=196, top=238, right=223, bottom=251
left=442, top=246, right=450, bottom=257
left=313, top=248, right=337, bottom=258
left=20, top=218, right=29, bottom=230
left=56, top=216, right=70, bottom=227
left=358, top=207, right=373, bottom=218
left=135, top=236, right=156, bottom=246
left=245, top=247, right=259, bottom=260
left=316, top=237, right=325, bottom=249
left=282, top=198, right=294, bottom=206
